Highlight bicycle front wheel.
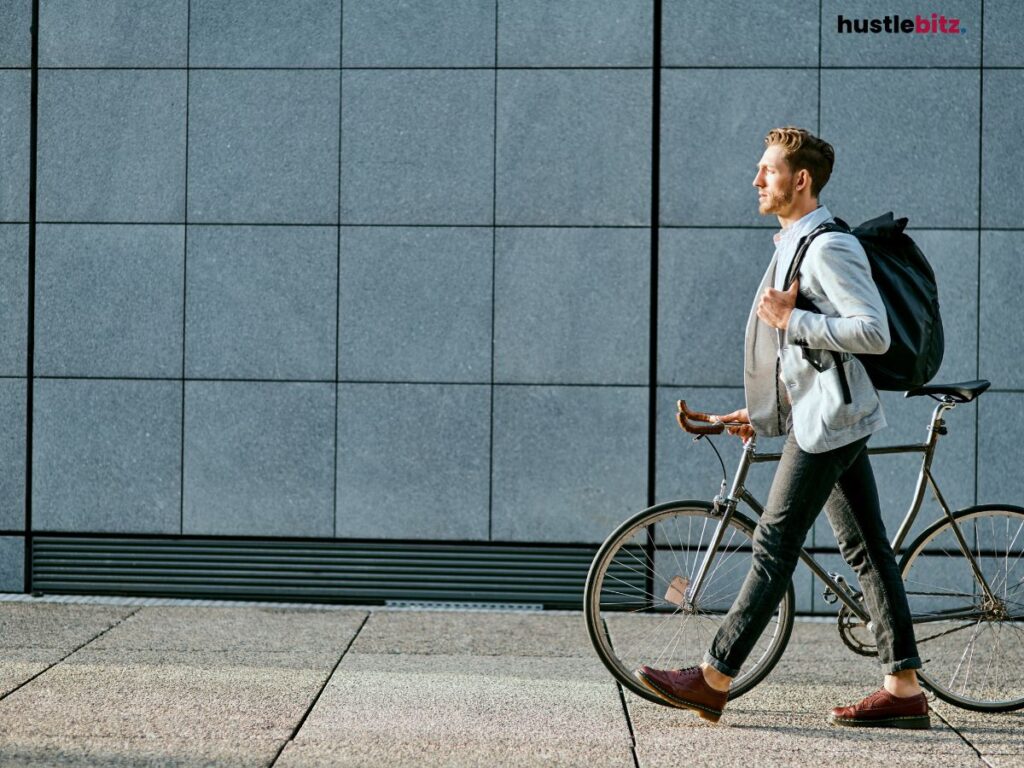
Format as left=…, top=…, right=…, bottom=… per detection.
left=901, top=504, right=1024, bottom=712
left=584, top=500, right=794, bottom=704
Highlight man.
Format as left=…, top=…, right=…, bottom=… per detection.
left=635, top=127, right=929, bottom=729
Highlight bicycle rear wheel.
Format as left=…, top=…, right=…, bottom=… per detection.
left=584, top=500, right=794, bottom=704
left=900, top=504, right=1024, bottom=712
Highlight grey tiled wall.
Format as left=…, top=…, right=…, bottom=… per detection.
left=0, top=0, right=31, bottom=592
left=0, top=536, right=22, bottom=591
left=0, top=1, right=1020, bottom=607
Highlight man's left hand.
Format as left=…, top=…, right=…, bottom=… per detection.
left=757, top=280, right=799, bottom=330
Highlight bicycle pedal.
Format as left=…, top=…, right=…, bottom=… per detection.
left=823, top=572, right=853, bottom=605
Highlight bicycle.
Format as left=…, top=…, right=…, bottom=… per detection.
left=584, top=379, right=1024, bottom=712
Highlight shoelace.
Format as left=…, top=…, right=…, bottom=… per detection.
left=857, top=689, right=893, bottom=709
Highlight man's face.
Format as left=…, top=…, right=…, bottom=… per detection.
left=752, top=144, right=797, bottom=216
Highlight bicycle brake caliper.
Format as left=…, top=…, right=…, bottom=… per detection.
left=711, top=480, right=728, bottom=515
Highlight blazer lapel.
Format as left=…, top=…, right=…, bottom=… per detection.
left=744, top=254, right=784, bottom=437
left=745, top=255, right=778, bottom=375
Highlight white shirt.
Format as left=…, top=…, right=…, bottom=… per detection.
left=769, top=205, right=836, bottom=407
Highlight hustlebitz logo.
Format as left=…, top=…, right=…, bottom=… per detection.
left=836, top=13, right=966, bottom=35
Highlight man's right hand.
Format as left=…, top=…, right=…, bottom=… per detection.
left=712, top=408, right=754, bottom=441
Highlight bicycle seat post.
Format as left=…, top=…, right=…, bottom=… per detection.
left=929, top=396, right=957, bottom=435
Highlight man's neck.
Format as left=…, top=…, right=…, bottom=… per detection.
left=776, top=199, right=820, bottom=229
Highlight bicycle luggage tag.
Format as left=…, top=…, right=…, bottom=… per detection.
left=664, top=575, right=689, bottom=608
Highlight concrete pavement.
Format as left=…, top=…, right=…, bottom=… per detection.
left=0, top=594, right=1020, bottom=767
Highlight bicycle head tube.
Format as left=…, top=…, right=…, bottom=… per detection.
left=712, top=437, right=756, bottom=513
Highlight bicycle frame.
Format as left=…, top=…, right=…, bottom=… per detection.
left=683, top=397, right=998, bottom=624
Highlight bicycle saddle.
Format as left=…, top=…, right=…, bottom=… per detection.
left=904, top=379, right=990, bottom=403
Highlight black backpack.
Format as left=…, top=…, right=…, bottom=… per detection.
left=783, top=212, right=944, bottom=402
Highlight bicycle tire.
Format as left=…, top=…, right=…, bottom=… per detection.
left=900, top=504, right=1024, bottom=712
left=584, top=500, right=794, bottom=705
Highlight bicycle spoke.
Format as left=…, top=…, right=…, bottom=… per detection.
left=602, top=572, right=649, bottom=594
left=652, top=611, right=692, bottom=669
left=947, top=618, right=983, bottom=693
left=691, top=555, right=752, bottom=608
left=599, top=585, right=655, bottom=605
left=1002, top=520, right=1024, bottom=589
left=961, top=621, right=983, bottom=695
left=994, top=618, right=1024, bottom=638
left=605, top=556, right=653, bottom=584
left=666, top=618, right=694, bottom=668
left=616, top=545, right=654, bottom=572
left=696, top=536, right=745, bottom=593
left=915, top=621, right=978, bottom=644
left=666, top=515, right=696, bottom=592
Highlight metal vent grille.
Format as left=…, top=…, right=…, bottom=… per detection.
left=31, top=537, right=601, bottom=608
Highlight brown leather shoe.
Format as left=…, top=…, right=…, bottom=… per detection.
left=830, top=688, right=930, bottom=729
left=634, top=665, right=728, bottom=722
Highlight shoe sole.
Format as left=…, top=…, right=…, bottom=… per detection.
left=633, top=670, right=723, bottom=723
left=830, top=713, right=931, bottom=730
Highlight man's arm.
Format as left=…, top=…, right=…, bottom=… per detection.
left=785, top=234, right=890, bottom=355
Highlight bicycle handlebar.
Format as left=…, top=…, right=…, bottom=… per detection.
left=675, top=400, right=750, bottom=436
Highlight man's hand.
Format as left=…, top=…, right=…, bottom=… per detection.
left=712, top=407, right=754, bottom=441
left=757, top=280, right=799, bottom=330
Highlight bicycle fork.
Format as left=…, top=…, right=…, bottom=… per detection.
left=680, top=438, right=758, bottom=612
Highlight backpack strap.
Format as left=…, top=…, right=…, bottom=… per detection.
left=784, top=221, right=854, bottom=405
left=783, top=221, right=848, bottom=290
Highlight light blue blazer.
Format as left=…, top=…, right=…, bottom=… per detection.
left=744, top=210, right=891, bottom=454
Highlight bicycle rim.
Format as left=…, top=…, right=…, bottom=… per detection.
left=901, top=505, right=1024, bottom=711
left=584, top=501, right=793, bottom=703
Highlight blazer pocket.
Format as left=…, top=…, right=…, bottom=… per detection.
left=817, top=358, right=878, bottom=430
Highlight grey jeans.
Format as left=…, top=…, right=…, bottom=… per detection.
left=703, top=431, right=922, bottom=677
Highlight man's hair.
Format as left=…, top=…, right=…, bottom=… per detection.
left=764, top=127, right=835, bottom=198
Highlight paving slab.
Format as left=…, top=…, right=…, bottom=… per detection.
left=0, top=736, right=283, bottom=768
left=624, top=619, right=987, bottom=767
left=348, top=610, right=591, bottom=657
left=0, top=647, right=63, bottom=697
left=0, top=604, right=138, bottom=696
left=289, top=652, right=632, bottom=765
left=276, top=737, right=635, bottom=768
left=87, top=605, right=368, bottom=653
left=0, top=603, right=135, bottom=649
left=634, top=750, right=986, bottom=768
left=930, top=701, right=1024, bottom=757
left=64, top=646, right=345, bottom=673
left=760, top=659, right=887, bottom=690
left=628, top=692, right=972, bottom=754
left=0, top=647, right=337, bottom=740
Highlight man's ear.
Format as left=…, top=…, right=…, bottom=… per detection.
left=796, top=168, right=810, bottom=192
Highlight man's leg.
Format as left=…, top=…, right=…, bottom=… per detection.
left=823, top=443, right=922, bottom=676
left=821, top=443, right=930, bottom=729
left=636, top=431, right=871, bottom=718
left=703, top=432, right=870, bottom=677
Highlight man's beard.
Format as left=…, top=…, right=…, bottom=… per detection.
left=758, top=182, right=795, bottom=215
